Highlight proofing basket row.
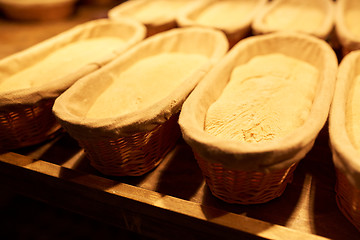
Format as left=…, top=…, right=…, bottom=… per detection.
left=0, top=19, right=146, bottom=152
left=329, top=50, right=360, bottom=231
left=179, top=32, right=338, bottom=204
left=52, top=27, right=229, bottom=176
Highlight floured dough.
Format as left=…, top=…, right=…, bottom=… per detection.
left=193, top=0, right=258, bottom=29
left=124, top=0, right=191, bottom=23
left=263, top=0, right=324, bottom=33
left=205, top=53, right=319, bottom=143
left=85, top=52, right=208, bottom=118
left=345, top=2, right=360, bottom=38
left=346, top=74, right=360, bottom=150
left=0, top=37, right=126, bottom=93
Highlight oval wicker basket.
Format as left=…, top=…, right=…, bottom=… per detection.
left=329, top=50, right=360, bottom=231
left=108, top=0, right=199, bottom=37
left=0, top=0, right=77, bottom=21
left=176, top=0, right=267, bottom=48
left=52, top=27, right=229, bottom=176
left=179, top=32, right=338, bottom=204
left=252, top=0, right=334, bottom=40
left=334, top=0, right=360, bottom=56
left=0, top=18, right=146, bottom=151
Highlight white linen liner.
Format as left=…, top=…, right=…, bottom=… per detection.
left=179, top=32, right=338, bottom=172
left=52, top=27, right=229, bottom=138
left=0, top=18, right=146, bottom=111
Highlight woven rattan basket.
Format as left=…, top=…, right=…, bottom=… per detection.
left=179, top=32, right=338, bottom=204
left=0, top=19, right=146, bottom=152
left=0, top=0, right=77, bottom=21
left=335, top=0, right=360, bottom=56
left=252, top=0, right=334, bottom=40
left=53, top=27, right=228, bottom=176
left=329, top=50, right=360, bottom=231
left=176, top=0, right=267, bottom=48
left=108, top=0, right=199, bottom=37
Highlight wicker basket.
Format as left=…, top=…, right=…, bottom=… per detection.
left=329, top=50, right=360, bottom=231
left=108, top=0, right=199, bottom=37
left=252, top=0, right=334, bottom=40
left=179, top=32, right=338, bottom=204
left=335, top=169, right=360, bottom=231
left=0, top=19, right=146, bottom=152
left=0, top=0, right=77, bottom=21
left=53, top=27, right=228, bottom=176
left=78, top=114, right=180, bottom=176
left=195, top=153, right=299, bottom=204
left=335, top=0, right=360, bottom=56
left=0, top=100, right=60, bottom=151
left=176, top=0, right=267, bottom=48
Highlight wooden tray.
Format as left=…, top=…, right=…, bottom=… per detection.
left=0, top=125, right=359, bottom=240
left=0, top=4, right=359, bottom=240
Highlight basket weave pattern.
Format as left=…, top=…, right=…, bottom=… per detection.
left=195, top=153, right=298, bottom=204
left=78, top=114, right=181, bottom=176
left=0, top=100, right=59, bottom=151
left=335, top=169, right=360, bottom=231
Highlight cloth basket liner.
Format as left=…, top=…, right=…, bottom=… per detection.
left=179, top=32, right=338, bottom=173
left=0, top=18, right=145, bottom=150
left=252, top=0, right=334, bottom=40
left=0, top=18, right=146, bottom=110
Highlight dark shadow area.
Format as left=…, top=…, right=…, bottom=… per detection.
left=0, top=187, right=153, bottom=240
left=37, top=133, right=83, bottom=165
left=152, top=138, right=204, bottom=201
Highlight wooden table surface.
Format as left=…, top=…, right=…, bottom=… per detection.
left=0, top=3, right=359, bottom=240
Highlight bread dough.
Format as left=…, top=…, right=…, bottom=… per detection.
left=346, top=74, right=360, bottom=150
left=205, top=53, right=319, bottom=143
left=0, top=37, right=126, bottom=92
left=345, top=2, right=360, bottom=38
left=192, top=0, right=258, bottom=29
left=85, top=52, right=208, bottom=118
left=263, top=0, right=324, bottom=33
